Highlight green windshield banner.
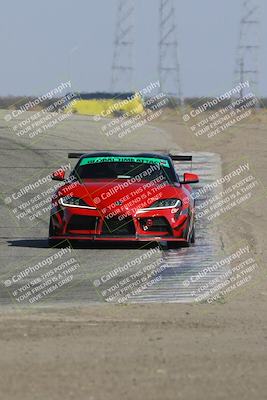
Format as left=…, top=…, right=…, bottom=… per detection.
left=80, top=156, right=170, bottom=168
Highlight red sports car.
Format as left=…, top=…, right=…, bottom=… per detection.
left=48, top=152, right=199, bottom=247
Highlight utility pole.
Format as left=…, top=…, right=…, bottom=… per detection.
left=158, top=0, right=183, bottom=105
left=234, top=0, right=260, bottom=98
left=111, top=0, right=134, bottom=93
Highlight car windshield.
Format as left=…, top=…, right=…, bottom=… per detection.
left=72, top=156, right=177, bottom=183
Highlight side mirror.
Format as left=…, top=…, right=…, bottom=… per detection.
left=181, top=172, right=199, bottom=184
left=51, top=169, right=65, bottom=181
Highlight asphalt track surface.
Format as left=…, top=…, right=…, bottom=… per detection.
left=0, top=113, right=229, bottom=306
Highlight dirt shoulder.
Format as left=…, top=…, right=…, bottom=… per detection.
left=0, top=301, right=266, bottom=400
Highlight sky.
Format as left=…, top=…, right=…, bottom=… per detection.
left=0, top=0, right=266, bottom=97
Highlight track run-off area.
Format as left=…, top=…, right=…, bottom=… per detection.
left=0, top=112, right=230, bottom=306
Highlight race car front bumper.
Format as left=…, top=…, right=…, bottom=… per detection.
left=49, top=206, right=191, bottom=242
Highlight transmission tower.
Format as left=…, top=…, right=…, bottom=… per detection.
left=111, top=0, right=134, bottom=93
left=234, top=0, right=260, bottom=97
left=158, top=0, right=183, bottom=104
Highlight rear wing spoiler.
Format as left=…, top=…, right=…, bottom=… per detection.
left=169, top=155, right=192, bottom=161
left=68, top=153, right=87, bottom=159
left=68, top=152, right=192, bottom=162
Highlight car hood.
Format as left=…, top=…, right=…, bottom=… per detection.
left=58, top=179, right=185, bottom=210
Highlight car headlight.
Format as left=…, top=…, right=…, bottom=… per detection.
left=59, top=196, right=96, bottom=209
left=139, top=198, right=182, bottom=211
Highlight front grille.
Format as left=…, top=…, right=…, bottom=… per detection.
left=102, top=217, right=136, bottom=236
left=67, top=216, right=97, bottom=231
left=139, top=217, right=172, bottom=233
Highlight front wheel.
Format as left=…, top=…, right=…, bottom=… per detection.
left=190, top=226, right=195, bottom=244
left=167, top=240, right=189, bottom=249
left=48, top=238, right=61, bottom=248
left=48, top=217, right=61, bottom=247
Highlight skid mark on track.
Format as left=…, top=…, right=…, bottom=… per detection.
left=126, top=152, right=230, bottom=303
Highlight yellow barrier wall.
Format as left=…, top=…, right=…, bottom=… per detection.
left=66, top=95, right=144, bottom=116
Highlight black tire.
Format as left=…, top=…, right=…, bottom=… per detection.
left=48, top=238, right=61, bottom=248
left=49, top=217, right=55, bottom=236
left=190, top=225, right=195, bottom=244
left=48, top=217, right=61, bottom=247
left=167, top=241, right=189, bottom=249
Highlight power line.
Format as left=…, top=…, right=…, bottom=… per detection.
left=111, top=0, right=135, bottom=93
left=158, top=0, right=183, bottom=104
left=234, top=0, right=260, bottom=98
